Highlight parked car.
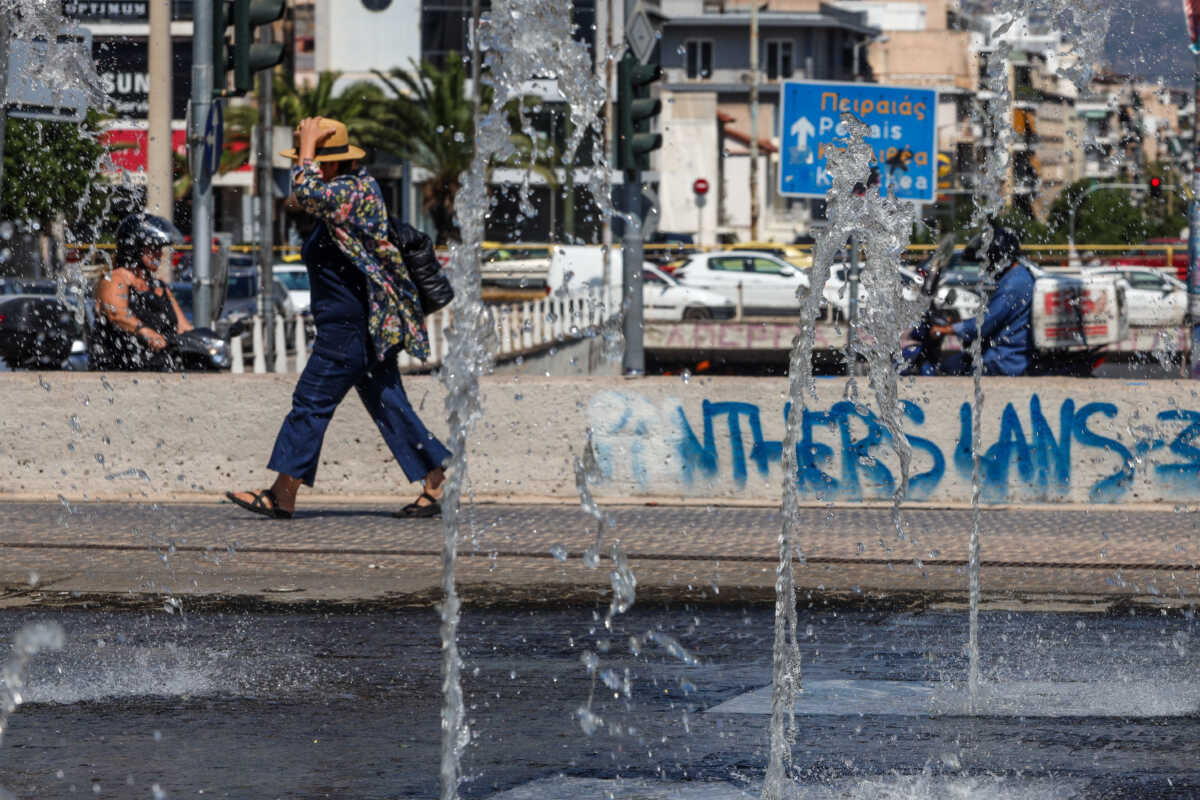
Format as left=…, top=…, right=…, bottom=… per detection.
left=671, top=251, right=824, bottom=316
left=273, top=263, right=310, bottom=312
left=734, top=241, right=813, bottom=270
left=480, top=243, right=552, bottom=289
left=1083, top=266, right=1185, bottom=328
left=645, top=232, right=696, bottom=267
left=0, top=294, right=79, bottom=368
left=642, top=265, right=735, bottom=321
left=821, top=264, right=982, bottom=323
left=171, top=271, right=293, bottom=341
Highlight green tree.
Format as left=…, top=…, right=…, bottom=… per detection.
left=1045, top=180, right=1150, bottom=246
left=363, top=58, right=477, bottom=244
left=364, top=56, right=561, bottom=244
left=2, top=110, right=109, bottom=230
left=273, top=71, right=383, bottom=131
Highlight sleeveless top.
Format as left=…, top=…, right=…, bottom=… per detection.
left=90, top=273, right=180, bottom=371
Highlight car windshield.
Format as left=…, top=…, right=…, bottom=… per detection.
left=276, top=270, right=310, bottom=291
left=227, top=273, right=257, bottom=299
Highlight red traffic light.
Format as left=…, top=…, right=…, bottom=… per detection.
left=1151, top=177, right=1162, bottom=187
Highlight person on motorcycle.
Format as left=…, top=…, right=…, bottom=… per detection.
left=931, top=226, right=1034, bottom=376
left=92, top=213, right=193, bottom=371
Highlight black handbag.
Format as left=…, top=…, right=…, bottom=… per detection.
left=388, top=217, right=454, bottom=315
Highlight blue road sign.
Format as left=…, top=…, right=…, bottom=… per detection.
left=779, top=80, right=938, bottom=202
left=203, top=99, right=224, bottom=177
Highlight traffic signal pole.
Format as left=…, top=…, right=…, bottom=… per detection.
left=615, top=34, right=662, bottom=375
left=1190, top=47, right=1200, bottom=378
left=621, top=172, right=645, bottom=375
left=191, top=0, right=214, bottom=328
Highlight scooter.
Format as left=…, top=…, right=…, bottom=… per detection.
left=900, top=235, right=1104, bottom=378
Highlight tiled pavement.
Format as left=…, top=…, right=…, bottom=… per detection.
left=1, top=501, right=1198, bottom=607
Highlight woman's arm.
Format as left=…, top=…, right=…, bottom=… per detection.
left=94, top=270, right=167, bottom=350
left=165, top=287, right=193, bottom=333
left=291, top=161, right=356, bottom=225
left=289, top=118, right=358, bottom=225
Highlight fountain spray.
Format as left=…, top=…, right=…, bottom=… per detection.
left=438, top=1, right=605, bottom=797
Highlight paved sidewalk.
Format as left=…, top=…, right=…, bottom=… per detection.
left=1, top=500, right=1197, bottom=608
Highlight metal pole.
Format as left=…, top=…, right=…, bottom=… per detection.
left=147, top=0, right=174, bottom=240
left=1189, top=48, right=1200, bottom=378
left=601, top=0, right=614, bottom=285
left=846, top=233, right=859, bottom=376
left=621, top=0, right=644, bottom=375
left=258, top=26, right=276, bottom=370
left=0, top=13, right=10, bottom=200
left=749, top=3, right=760, bottom=241
left=190, top=0, right=214, bottom=328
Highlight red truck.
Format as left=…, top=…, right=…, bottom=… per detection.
left=1110, top=238, right=1188, bottom=281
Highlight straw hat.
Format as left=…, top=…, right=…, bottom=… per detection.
left=279, top=117, right=366, bottom=162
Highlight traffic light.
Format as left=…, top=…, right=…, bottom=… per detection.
left=215, top=0, right=285, bottom=97
left=213, top=1, right=234, bottom=96
left=616, top=52, right=663, bottom=175
left=1149, top=176, right=1163, bottom=199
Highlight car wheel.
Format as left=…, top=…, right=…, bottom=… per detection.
left=682, top=307, right=713, bottom=321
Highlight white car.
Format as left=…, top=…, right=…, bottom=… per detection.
left=824, top=264, right=982, bottom=322
left=1083, top=266, right=1185, bottom=328
left=642, top=265, right=735, bottom=321
left=671, top=251, right=818, bottom=315
left=273, top=263, right=310, bottom=313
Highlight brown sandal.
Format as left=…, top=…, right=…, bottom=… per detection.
left=226, top=489, right=294, bottom=520
left=395, top=491, right=441, bottom=518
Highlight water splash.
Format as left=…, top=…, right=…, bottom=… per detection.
left=438, top=1, right=606, bottom=797
left=764, top=114, right=879, bottom=800
left=0, top=621, right=65, bottom=798
left=964, top=0, right=1115, bottom=714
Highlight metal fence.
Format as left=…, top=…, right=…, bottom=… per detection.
left=233, top=287, right=621, bottom=375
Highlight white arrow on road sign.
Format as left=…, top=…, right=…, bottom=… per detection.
left=791, top=116, right=816, bottom=150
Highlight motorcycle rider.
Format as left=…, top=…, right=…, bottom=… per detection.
left=931, top=226, right=1034, bottom=376
left=92, top=213, right=193, bottom=371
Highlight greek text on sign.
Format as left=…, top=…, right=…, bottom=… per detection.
left=778, top=80, right=938, bottom=202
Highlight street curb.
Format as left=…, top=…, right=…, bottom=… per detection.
left=0, top=492, right=1195, bottom=514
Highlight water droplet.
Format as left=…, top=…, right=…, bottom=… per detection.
left=68, top=415, right=81, bottom=433
left=38, top=377, right=51, bottom=391
left=680, top=369, right=691, bottom=383
left=550, top=543, right=568, bottom=561
left=94, top=453, right=105, bottom=465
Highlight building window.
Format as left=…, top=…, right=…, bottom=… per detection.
left=685, top=40, right=713, bottom=79
left=765, top=40, right=793, bottom=80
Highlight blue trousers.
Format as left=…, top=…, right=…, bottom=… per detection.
left=268, top=321, right=451, bottom=486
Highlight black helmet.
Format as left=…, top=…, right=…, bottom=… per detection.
left=115, top=213, right=183, bottom=268
left=985, top=226, right=1021, bottom=270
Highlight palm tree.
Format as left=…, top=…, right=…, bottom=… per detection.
left=366, top=57, right=562, bottom=244
left=364, top=58, right=478, bottom=244
left=274, top=71, right=383, bottom=132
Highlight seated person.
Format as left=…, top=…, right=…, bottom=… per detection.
left=91, top=213, right=192, bottom=371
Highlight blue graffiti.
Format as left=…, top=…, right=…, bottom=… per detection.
left=662, top=393, right=1200, bottom=503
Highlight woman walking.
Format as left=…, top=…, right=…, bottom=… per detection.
left=227, top=117, right=450, bottom=519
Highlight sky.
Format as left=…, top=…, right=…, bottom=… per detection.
left=1104, top=0, right=1194, bottom=85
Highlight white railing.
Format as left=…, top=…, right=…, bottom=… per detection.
left=237, top=286, right=621, bottom=374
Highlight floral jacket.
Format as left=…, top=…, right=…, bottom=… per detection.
left=292, top=160, right=430, bottom=361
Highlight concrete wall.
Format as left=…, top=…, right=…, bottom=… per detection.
left=2, top=374, right=1198, bottom=507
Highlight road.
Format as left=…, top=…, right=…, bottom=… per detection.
left=1, top=500, right=1197, bottom=608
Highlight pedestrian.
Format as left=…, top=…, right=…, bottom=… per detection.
left=226, top=116, right=450, bottom=519
left=91, top=213, right=193, bottom=371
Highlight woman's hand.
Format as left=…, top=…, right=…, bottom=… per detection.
left=297, top=117, right=335, bottom=161
left=141, top=327, right=168, bottom=351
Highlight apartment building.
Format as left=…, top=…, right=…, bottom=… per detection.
left=657, top=0, right=878, bottom=242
